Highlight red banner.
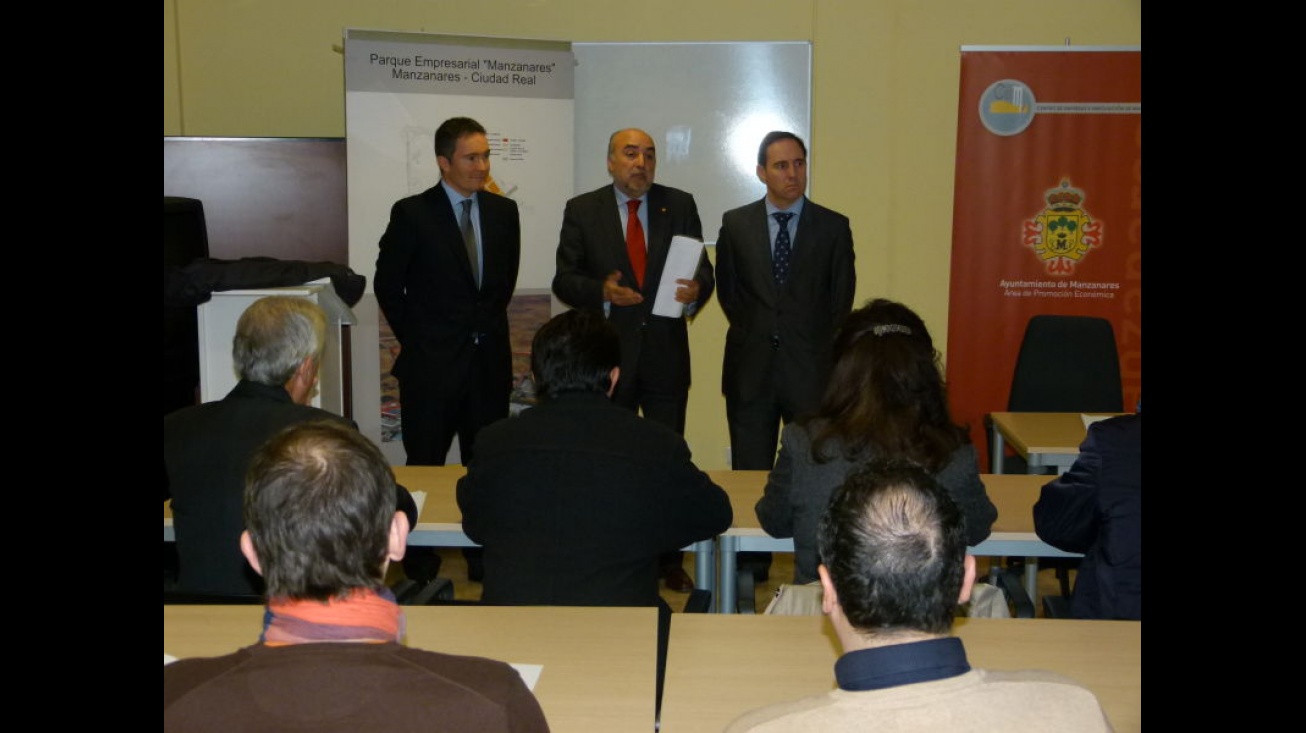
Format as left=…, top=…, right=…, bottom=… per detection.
left=945, top=48, right=1141, bottom=470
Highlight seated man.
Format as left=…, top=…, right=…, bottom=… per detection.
left=456, top=308, right=732, bottom=709
left=164, top=295, right=419, bottom=595
left=164, top=420, right=551, bottom=732
left=726, top=460, right=1112, bottom=732
left=1033, top=411, right=1142, bottom=620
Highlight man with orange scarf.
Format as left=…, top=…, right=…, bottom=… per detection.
left=164, top=421, right=550, bottom=732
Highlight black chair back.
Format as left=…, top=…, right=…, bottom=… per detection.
left=1007, top=314, right=1124, bottom=413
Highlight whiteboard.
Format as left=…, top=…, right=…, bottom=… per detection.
left=573, top=42, right=812, bottom=245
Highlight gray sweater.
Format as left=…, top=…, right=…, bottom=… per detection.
left=755, top=422, right=998, bottom=584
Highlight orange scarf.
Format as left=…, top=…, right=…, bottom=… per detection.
left=260, top=588, right=404, bottom=646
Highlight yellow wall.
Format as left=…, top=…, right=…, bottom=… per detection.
left=164, top=0, right=1141, bottom=469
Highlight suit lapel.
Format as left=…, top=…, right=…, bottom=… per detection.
left=644, top=186, right=671, bottom=296
left=778, top=198, right=820, bottom=287
left=477, top=193, right=499, bottom=293
left=746, top=200, right=780, bottom=304
left=596, top=186, right=639, bottom=290
left=786, top=198, right=817, bottom=287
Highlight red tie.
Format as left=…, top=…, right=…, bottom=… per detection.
left=626, top=199, right=646, bottom=289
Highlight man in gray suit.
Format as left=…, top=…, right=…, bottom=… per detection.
left=715, top=131, right=855, bottom=579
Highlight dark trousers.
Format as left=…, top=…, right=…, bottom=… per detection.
left=727, top=381, right=811, bottom=575
left=399, top=345, right=506, bottom=583
left=398, top=350, right=508, bottom=466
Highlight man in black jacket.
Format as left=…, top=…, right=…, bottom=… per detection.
left=165, top=296, right=417, bottom=595
left=1033, top=411, right=1142, bottom=619
left=457, top=309, right=732, bottom=712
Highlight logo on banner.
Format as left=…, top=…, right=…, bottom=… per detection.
left=1022, top=179, right=1102, bottom=275
left=978, top=79, right=1036, bottom=136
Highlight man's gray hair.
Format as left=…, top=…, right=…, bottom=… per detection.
left=232, top=296, right=326, bottom=386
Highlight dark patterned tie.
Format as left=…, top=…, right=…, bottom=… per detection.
left=460, top=198, right=479, bottom=287
left=773, top=212, right=794, bottom=286
left=626, top=199, right=647, bottom=288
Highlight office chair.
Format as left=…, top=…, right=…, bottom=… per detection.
left=391, top=577, right=456, bottom=605
left=164, top=196, right=210, bottom=417
left=1042, top=594, right=1072, bottom=618
left=985, top=566, right=1037, bottom=618
left=989, top=314, right=1123, bottom=599
left=991, top=314, right=1125, bottom=475
left=683, top=589, right=713, bottom=614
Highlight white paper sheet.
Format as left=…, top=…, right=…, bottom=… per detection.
left=651, top=236, right=705, bottom=318
left=510, top=663, right=544, bottom=690
left=410, top=491, right=426, bottom=518
left=1080, top=414, right=1114, bottom=430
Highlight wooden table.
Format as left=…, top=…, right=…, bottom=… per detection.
left=164, top=604, right=659, bottom=733
left=659, top=614, right=1141, bottom=733
left=989, top=411, right=1123, bottom=474
left=708, top=471, right=1081, bottom=612
left=393, top=465, right=478, bottom=547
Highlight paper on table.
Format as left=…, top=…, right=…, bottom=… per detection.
left=1080, top=414, right=1114, bottom=430
left=510, top=663, right=543, bottom=690
left=410, top=491, right=426, bottom=519
left=651, top=236, right=705, bottom=318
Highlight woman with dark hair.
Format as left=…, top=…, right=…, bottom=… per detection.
left=755, top=298, right=997, bottom=584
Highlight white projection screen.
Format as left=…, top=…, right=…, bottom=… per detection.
left=572, top=42, right=812, bottom=246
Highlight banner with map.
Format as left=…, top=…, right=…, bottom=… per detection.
left=344, top=31, right=572, bottom=459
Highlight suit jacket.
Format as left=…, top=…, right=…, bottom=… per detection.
left=714, top=197, right=855, bottom=406
left=456, top=392, right=733, bottom=607
left=552, top=183, right=714, bottom=398
left=374, top=184, right=521, bottom=400
left=1033, top=412, right=1142, bottom=620
left=163, top=380, right=417, bottom=595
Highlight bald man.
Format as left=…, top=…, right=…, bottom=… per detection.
left=552, top=128, right=715, bottom=591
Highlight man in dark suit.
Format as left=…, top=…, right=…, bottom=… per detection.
left=165, top=420, right=550, bottom=732
left=456, top=308, right=731, bottom=713
left=164, top=296, right=418, bottom=596
left=716, top=130, right=856, bottom=472
left=715, top=131, right=855, bottom=580
left=1033, top=411, right=1142, bottom=620
left=375, top=117, right=521, bottom=581
left=375, top=116, right=521, bottom=468
left=552, top=127, right=715, bottom=591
